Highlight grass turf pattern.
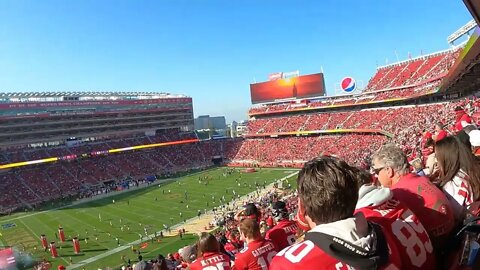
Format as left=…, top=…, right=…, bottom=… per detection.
left=0, top=167, right=296, bottom=269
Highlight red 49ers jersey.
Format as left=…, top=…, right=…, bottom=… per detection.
left=356, top=198, right=436, bottom=270
left=265, top=220, right=298, bottom=250
left=392, top=173, right=454, bottom=239
left=232, top=239, right=277, bottom=270
left=269, top=240, right=401, bottom=270
left=189, top=252, right=231, bottom=270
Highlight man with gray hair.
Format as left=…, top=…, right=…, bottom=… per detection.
left=372, top=144, right=455, bottom=247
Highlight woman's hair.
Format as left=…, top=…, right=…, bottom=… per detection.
left=197, top=232, right=220, bottom=257
left=435, top=136, right=480, bottom=200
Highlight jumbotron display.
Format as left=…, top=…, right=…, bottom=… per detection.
left=250, top=73, right=326, bottom=104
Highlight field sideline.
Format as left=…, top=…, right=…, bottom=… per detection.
left=0, top=167, right=297, bottom=269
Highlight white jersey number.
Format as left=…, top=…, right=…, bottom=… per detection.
left=276, top=240, right=314, bottom=263
left=391, top=210, right=433, bottom=267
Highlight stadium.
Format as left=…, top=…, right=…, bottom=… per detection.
left=2, top=1, right=480, bottom=270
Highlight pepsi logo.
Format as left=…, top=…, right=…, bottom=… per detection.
left=341, top=77, right=356, bottom=93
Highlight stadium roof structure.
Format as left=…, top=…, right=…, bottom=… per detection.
left=464, top=0, right=480, bottom=26
left=439, top=1, right=480, bottom=94
left=440, top=17, right=480, bottom=93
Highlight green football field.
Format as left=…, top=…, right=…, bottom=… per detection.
left=0, top=167, right=298, bottom=269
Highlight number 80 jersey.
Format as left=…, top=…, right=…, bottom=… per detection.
left=356, top=199, right=436, bottom=270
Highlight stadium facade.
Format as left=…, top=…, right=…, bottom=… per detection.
left=0, top=92, right=194, bottom=148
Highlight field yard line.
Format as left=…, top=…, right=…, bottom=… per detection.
left=18, top=218, right=71, bottom=266
left=67, top=170, right=299, bottom=270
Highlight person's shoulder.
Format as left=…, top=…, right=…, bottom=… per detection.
left=270, top=240, right=332, bottom=270
left=188, top=259, right=200, bottom=270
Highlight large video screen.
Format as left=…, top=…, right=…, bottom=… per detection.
left=250, top=73, right=325, bottom=104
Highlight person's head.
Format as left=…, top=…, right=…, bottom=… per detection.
left=435, top=122, right=444, bottom=131
left=424, top=138, right=435, bottom=149
left=435, top=136, right=480, bottom=200
left=296, top=156, right=359, bottom=229
left=157, top=254, right=167, bottom=270
left=180, top=244, right=197, bottom=264
left=238, top=218, right=261, bottom=242
left=196, top=232, right=220, bottom=257
left=469, top=129, right=480, bottom=154
left=463, top=125, right=477, bottom=135
left=244, top=203, right=260, bottom=220
left=352, top=167, right=375, bottom=189
left=271, top=201, right=288, bottom=221
left=457, top=130, right=473, bottom=149
left=138, top=255, right=143, bottom=262
left=455, top=106, right=465, bottom=118
left=372, top=144, right=410, bottom=187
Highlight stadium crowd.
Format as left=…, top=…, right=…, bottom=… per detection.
left=0, top=44, right=478, bottom=268
left=119, top=118, right=480, bottom=269
left=248, top=49, right=460, bottom=117
left=0, top=137, right=242, bottom=213
left=1, top=97, right=479, bottom=214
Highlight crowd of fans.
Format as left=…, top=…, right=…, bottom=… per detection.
left=1, top=97, right=479, bottom=214
left=239, top=98, right=480, bottom=169
left=248, top=49, right=460, bottom=117
left=366, top=48, right=460, bottom=91
left=128, top=120, right=480, bottom=269
left=247, top=101, right=478, bottom=137
left=231, top=134, right=386, bottom=168
left=0, top=137, right=242, bottom=213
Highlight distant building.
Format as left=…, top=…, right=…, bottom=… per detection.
left=227, top=121, right=238, bottom=138
left=236, top=121, right=248, bottom=137
left=194, top=115, right=226, bottom=130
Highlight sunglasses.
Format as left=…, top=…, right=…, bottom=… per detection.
left=372, top=166, right=386, bottom=175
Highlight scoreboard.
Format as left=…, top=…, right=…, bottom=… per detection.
left=250, top=73, right=326, bottom=104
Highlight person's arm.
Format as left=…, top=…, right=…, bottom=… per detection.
left=234, top=209, right=245, bottom=221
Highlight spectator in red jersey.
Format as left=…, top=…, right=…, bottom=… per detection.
left=232, top=218, right=277, bottom=270
left=270, top=157, right=399, bottom=270
left=435, top=136, right=480, bottom=222
left=265, top=201, right=298, bottom=250
left=189, top=233, right=231, bottom=270
left=266, top=215, right=274, bottom=229
left=470, top=130, right=480, bottom=157
left=454, top=106, right=473, bottom=133
left=433, top=122, right=448, bottom=142
left=354, top=170, right=436, bottom=270
left=372, top=144, right=455, bottom=247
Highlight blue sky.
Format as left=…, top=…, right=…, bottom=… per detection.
left=0, top=0, right=473, bottom=122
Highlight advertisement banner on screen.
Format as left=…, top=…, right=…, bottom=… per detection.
left=250, top=73, right=325, bottom=104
